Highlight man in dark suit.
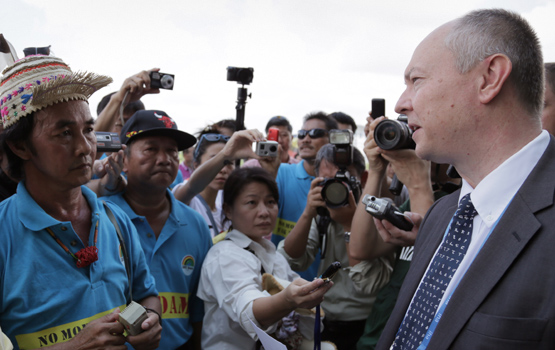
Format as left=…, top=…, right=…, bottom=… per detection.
left=375, top=9, right=555, bottom=350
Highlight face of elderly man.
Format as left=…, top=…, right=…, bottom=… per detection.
left=394, top=23, right=482, bottom=166
left=22, top=100, right=97, bottom=190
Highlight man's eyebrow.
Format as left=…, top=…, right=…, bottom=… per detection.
left=404, top=67, right=415, bottom=81
left=54, top=118, right=95, bottom=128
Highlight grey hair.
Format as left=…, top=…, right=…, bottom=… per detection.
left=314, top=143, right=365, bottom=178
left=444, top=9, right=544, bottom=117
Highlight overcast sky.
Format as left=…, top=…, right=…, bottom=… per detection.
left=3, top=0, right=555, bottom=137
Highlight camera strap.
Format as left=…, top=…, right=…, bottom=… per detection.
left=103, top=201, right=133, bottom=305
left=196, top=194, right=220, bottom=237
left=316, top=214, right=331, bottom=259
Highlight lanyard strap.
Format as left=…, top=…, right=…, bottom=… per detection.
left=196, top=194, right=220, bottom=236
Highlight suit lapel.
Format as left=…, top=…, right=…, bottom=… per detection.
left=428, top=137, right=555, bottom=348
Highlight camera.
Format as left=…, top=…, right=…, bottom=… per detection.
left=374, top=114, right=415, bottom=150
left=149, top=71, right=175, bottom=90
left=361, top=195, right=414, bottom=231
left=96, top=131, right=122, bottom=153
left=226, top=66, right=254, bottom=85
left=320, top=129, right=361, bottom=208
left=118, top=301, right=148, bottom=336
left=255, top=141, right=279, bottom=157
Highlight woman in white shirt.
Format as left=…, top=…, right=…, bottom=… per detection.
left=197, top=167, right=333, bottom=350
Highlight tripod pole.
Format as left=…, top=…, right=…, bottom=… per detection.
left=235, top=86, right=248, bottom=132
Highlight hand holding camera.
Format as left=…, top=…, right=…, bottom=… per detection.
left=362, top=195, right=414, bottom=231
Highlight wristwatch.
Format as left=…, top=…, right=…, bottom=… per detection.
left=344, top=231, right=351, bottom=243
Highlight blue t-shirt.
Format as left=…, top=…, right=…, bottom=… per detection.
left=0, top=183, right=157, bottom=349
left=104, top=190, right=212, bottom=349
left=273, top=160, right=321, bottom=280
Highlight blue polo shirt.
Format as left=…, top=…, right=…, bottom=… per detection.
left=0, top=183, right=157, bottom=349
left=104, top=190, right=212, bottom=349
left=273, top=160, right=321, bottom=280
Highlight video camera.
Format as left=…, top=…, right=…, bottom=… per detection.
left=319, top=129, right=361, bottom=208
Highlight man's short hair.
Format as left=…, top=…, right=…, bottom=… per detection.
left=304, top=111, right=339, bottom=131
left=314, top=143, right=365, bottom=179
left=265, top=116, right=292, bottom=133
left=96, top=92, right=145, bottom=117
left=445, top=9, right=544, bottom=117
left=329, top=112, right=357, bottom=134
left=546, top=63, right=555, bottom=93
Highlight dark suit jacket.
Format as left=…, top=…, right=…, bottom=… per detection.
left=377, top=137, right=555, bottom=350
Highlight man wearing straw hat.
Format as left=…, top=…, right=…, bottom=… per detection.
left=0, top=55, right=161, bottom=349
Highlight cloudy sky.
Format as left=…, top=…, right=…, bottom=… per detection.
left=3, top=0, right=555, bottom=137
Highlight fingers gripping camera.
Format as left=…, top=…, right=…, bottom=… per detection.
left=362, top=195, right=414, bottom=231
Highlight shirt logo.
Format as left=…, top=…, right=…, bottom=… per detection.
left=181, top=255, right=195, bottom=276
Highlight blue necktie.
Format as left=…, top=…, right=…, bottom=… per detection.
left=392, top=193, right=477, bottom=349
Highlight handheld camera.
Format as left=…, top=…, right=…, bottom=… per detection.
left=96, top=132, right=122, bottom=153
left=374, top=114, right=415, bottom=150
left=319, top=130, right=361, bottom=208
left=255, top=128, right=279, bottom=157
left=361, top=194, right=414, bottom=231
left=150, top=71, right=175, bottom=90
left=118, top=301, right=148, bottom=336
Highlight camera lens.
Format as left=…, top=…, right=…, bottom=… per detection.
left=269, top=145, right=277, bottom=152
left=322, top=180, right=349, bottom=208
left=160, top=75, right=174, bottom=89
left=374, top=119, right=415, bottom=150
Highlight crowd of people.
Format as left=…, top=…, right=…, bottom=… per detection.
left=0, top=7, right=555, bottom=350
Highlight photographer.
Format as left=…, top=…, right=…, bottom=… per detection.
left=277, top=143, right=394, bottom=350
left=351, top=116, right=458, bottom=350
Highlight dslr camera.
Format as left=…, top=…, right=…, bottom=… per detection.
left=150, top=71, right=175, bottom=90
left=361, top=195, right=414, bottom=231
left=226, top=66, right=254, bottom=85
left=320, top=129, right=361, bottom=208
left=96, top=131, right=122, bottom=153
left=373, top=114, right=415, bottom=150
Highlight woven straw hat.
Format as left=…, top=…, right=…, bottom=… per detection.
left=0, top=55, right=112, bottom=128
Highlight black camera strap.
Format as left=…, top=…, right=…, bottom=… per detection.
left=316, top=212, right=332, bottom=259
left=103, top=201, right=133, bottom=305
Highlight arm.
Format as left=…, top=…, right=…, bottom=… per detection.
left=252, top=278, right=332, bottom=328
left=173, top=129, right=264, bottom=204
left=282, top=177, right=325, bottom=259
left=349, top=117, right=398, bottom=262
left=126, top=295, right=162, bottom=350
left=94, top=69, right=160, bottom=132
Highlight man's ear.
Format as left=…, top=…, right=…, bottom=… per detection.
left=478, top=53, right=512, bottom=104
left=6, top=139, right=32, bottom=161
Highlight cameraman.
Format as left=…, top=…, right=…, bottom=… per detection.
left=277, top=143, right=394, bottom=350
left=351, top=116, right=458, bottom=350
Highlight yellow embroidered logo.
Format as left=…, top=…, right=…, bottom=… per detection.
left=274, top=218, right=296, bottom=238
left=159, top=292, right=190, bottom=319
left=15, top=306, right=124, bottom=349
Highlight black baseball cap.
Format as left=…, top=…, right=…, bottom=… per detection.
left=120, top=110, right=196, bottom=151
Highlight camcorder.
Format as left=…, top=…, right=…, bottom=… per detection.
left=96, top=131, right=122, bottom=153
left=319, top=129, right=361, bottom=208
left=255, top=128, right=279, bottom=157
left=226, top=66, right=254, bottom=85
left=361, top=194, right=414, bottom=231
left=150, top=71, right=175, bottom=90
left=374, top=114, right=415, bottom=150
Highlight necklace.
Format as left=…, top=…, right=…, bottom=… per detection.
left=46, top=220, right=99, bottom=268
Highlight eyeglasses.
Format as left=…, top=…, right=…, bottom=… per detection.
left=297, top=128, right=328, bottom=140
left=193, top=133, right=230, bottom=160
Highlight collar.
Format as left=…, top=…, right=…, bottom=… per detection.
left=294, top=160, right=313, bottom=180
left=461, top=130, right=550, bottom=228
left=17, top=183, right=100, bottom=231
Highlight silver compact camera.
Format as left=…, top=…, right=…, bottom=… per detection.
left=150, top=71, right=175, bottom=90
left=118, top=301, right=148, bottom=336
left=96, top=131, right=122, bottom=153
left=362, top=194, right=414, bottom=231
left=256, top=141, right=279, bottom=157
